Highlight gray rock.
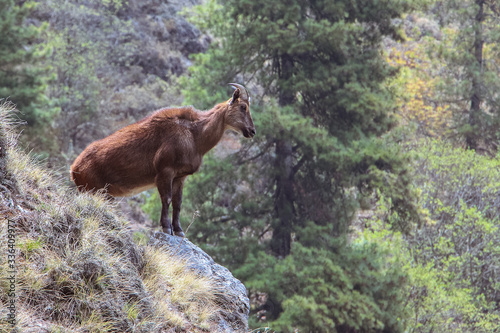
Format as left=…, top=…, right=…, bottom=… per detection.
left=148, top=232, right=250, bottom=332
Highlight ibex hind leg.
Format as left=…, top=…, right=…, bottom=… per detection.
left=171, top=176, right=186, bottom=238
left=156, top=170, right=175, bottom=235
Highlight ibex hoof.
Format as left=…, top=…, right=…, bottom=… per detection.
left=174, top=231, right=185, bottom=237
left=162, top=227, right=173, bottom=235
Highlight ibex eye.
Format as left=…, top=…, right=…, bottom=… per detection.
left=241, top=105, right=247, bottom=112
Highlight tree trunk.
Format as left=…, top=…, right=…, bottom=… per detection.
left=467, top=0, right=484, bottom=151
left=271, top=54, right=295, bottom=257
left=271, top=139, right=295, bottom=257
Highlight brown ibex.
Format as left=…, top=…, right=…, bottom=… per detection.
left=70, top=84, right=255, bottom=237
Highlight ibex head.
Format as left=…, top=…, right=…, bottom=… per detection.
left=225, top=83, right=255, bottom=138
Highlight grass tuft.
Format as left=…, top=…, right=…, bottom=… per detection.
left=142, top=245, right=220, bottom=329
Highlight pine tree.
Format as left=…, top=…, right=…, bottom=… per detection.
left=0, top=0, right=51, bottom=126
left=145, top=0, right=421, bottom=329
left=433, top=0, right=500, bottom=151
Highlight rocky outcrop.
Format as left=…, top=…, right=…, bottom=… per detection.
left=148, top=232, right=250, bottom=332
left=0, top=104, right=248, bottom=332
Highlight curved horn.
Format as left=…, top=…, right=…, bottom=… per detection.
left=228, top=83, right=250, bottom=102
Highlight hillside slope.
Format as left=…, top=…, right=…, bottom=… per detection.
left=0, top=102, right=248, bottom=332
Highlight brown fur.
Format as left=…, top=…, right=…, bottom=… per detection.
left=71, top=87, right=255, bottom=236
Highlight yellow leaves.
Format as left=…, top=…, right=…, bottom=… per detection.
left=387, top=43, right=452, bottom=138
left=387, top=36, right=428, bottom=67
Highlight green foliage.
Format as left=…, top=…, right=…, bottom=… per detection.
left=180, top=0, right=423, bottom=242
left=186, top=0, right=415, bottom=138
left=240, top=240, right=409, bottom=333
left=0, top=0, right=55, bottom=126
left=428, top=0, right=500, bottom=150
left=149, top=0, right=425, bottom=329
left=357, top=139, right=500, bottom=332
left=410, top=140, right=500, bottom=304
left=359, top=216, right=500, bottom=332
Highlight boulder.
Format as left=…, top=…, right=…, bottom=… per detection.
left=148, top=232, right=250, bottom=332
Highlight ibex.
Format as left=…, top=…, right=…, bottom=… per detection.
left=71, top=84, right=255, bottom=237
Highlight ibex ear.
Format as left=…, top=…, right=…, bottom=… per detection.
left=228, top=88, right=240, bottom=105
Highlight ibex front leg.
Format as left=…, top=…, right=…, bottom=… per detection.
left=171, top=176, right=187, bottom=237
left=156, top=169, right=174, bottom=235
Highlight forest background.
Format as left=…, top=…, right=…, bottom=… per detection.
left=2, top=0, right=500, bottom=331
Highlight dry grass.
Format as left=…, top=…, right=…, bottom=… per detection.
left=142, top=245, right=220, bottom=330
left=0, top=103, right=230, bottom=332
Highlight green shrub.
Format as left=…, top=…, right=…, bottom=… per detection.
left=411, top=140, right=500, bottom=305
left=269, top=241, right=409, bottom=333
left=358, top=139, right=500, bottom=332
